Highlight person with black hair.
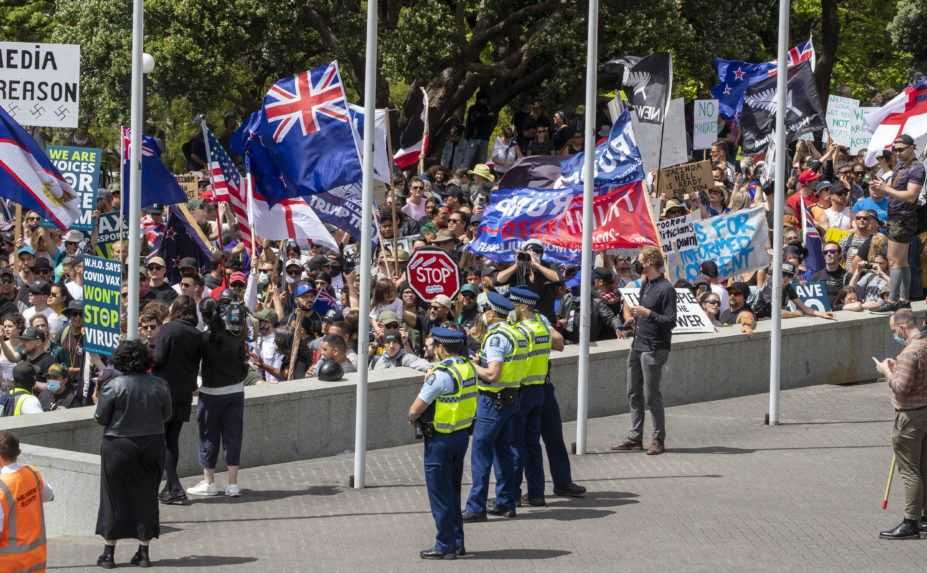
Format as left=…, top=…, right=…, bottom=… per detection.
left=94, top=339, right=172, bottom=569
left=186, top=293, right=249, bottom=498
left=152, top=295, right=204, bottom=505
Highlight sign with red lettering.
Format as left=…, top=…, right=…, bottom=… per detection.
left=407, top=248, right=460, bottom=302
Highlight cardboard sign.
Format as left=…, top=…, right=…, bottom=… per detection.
left=686, top=206, right=770, bottom=279
left=693, top=99, right=719, bottom=150
left=793, top=281, right=832, bottom=311
left=82, top=256, right=122, bottom=356
left=633, top=97, right=688, bottom=174
left=825, top=95, right=858, bottom=148
left=656, top=160, right=714, bottom=200
left=620, top=287, right=715, bottom=333
left=658, top=213, right=700, bottom=282
left=45, top=145, right=101, bottom=232
left=850, top=106, right=878, bottom=154
left=0, top=42, right=80, bottom=128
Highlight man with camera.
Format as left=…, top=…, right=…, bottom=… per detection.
left=494, top=239, right=561, bottom=323
left=407, top=328, right=478, bottom=559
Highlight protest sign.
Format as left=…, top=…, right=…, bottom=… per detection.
left=686, top=206, right=770, bottom=280
left=45, top=145, right=101, bottom=232
left=559, top=109, right=647, bottom=189
left=693, top=99, right=719, bottom=150
left=633, top=97, right=688, bottom=173
left=655, top=160, right=713, bottom=199
left=658, top=214, right=700, bottom=282
left=96, top=211, right=127, bottom=255
left=0, top=42, right=80, bottom=128
left=620, top=288, right=715, bottom=333
left=303, top=183, right=375, bottom=243
left=793, top=281, right=832, bottom=311
left=850, top=106, right=878, bottom=154
left=82, top=255, right=122, bottom=356
left=825, top=95, right=858, bottom=148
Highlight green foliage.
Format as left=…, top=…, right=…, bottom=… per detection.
left=0, top=1, right=54, bottom=41
left=889, top=0, right=927, bottom=70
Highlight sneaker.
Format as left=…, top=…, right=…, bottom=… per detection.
left=869, top=301, right=899, bottom=314
left=186, top=480, right=219, bottom=497
left=225, top=484, right=241, bottom=497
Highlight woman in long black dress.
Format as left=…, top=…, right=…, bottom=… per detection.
left=94, top=339, right=172, bottom=569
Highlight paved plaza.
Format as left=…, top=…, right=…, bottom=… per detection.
left=48, top=380, right=927, bottom=572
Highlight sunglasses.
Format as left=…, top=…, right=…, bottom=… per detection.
left=383, top=322, right=400, bottom=329
left=853, top=171, right=866, bottom=175
left=33, top=268, right=50, bottom=275
left=286, top=269, right=301, bottom=276
left=140, top=324, right=158, bottom=331
left=147, top=265, right=163, bottom=271
left=705, top=299, right=720, bottom=304
left=823, top=249, right=839, bottom=255
left=26, top=217, right=40, bottom=222
left=855, top=216, right=871, bottom=221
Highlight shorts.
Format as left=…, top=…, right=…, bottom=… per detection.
left=887, top=213, right=917, bottom=244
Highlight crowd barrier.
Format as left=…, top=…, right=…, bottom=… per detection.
left=1, top=304, right=917, bottom=536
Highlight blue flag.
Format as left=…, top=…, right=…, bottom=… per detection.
left=255, top=62, right=362, bottom=204
left=120, top=128, right=188, bottom=214
left=711, top=59, right=775, bottom=119
left=154, top=204, right=215, bottom=283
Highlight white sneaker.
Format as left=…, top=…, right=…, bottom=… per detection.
left=186, top=480, right=219, bottom=496
left=225, top=484, right=241, bottom=497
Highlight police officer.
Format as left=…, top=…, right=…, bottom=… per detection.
left=462, top=291, right=529, bottom=522
left=510, top=286, right=565, bottom=506
left=407, top=328, right=477, bottom=560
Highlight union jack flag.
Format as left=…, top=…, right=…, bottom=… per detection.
left=799, top=192, right=824, bottom=277
left=768, top=39, right=815, bottom=77
left=265, top=63, right=350, bottom=143
left=202, top=122, right=253, bottom=253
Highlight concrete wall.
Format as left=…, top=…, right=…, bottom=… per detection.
left=0, top=305, right=913, bottom=481
left=19, top=444, right=100, bottom=538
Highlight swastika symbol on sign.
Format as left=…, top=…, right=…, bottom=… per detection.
left=54, top=106, right=70, bottom=120
left=30, top=104, right=46, bottom=117
left=6, top=104, right=18, bottom=117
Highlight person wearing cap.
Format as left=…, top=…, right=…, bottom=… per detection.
left=372, top=329, right=430, bottom=372
left=63, top=256, right=84, bottom=301
left=422, top=294, right=454, bottom=335
left=785, top=168, right=822, bottom=219
left=7, top=362, right=43, bottom=415
left=407, top=327, right=477, bottom=559
left=22, top=280, right=60, bottom=342
left=582, top=267, right=625, bottom=343
left=699, top=261, right=730, bottom=313
left=508, top=286, right=565, bottom=506
left=143, top=256, right=178, bottom=305
left=463, top=291, right=529, bottom=522
left=430, top=229, right=460, bottom=261
left=853, top=176, right=889, bottom=224
left=229, top=271, right=247, bottom=298
left=456, top=284, right=481, bottom=332
left=250, top=309, right=286, bottom=383
left=752, top=263, right=837, bottom=320
left=868, top=134, right=925, bottom=313
left=37, top=363, right=79, bottom=411
left=57, top=300, right=86, bottom=393
left=0, top=268, right=23, bottom=319
left=820, top=181, right=853, bottom=231
left=61, top=229, right=84, bottom=259
left=495, top=239, right=561, bottom=323
left=720, top=282, right=754, bottom=326
left=661, top=199, right=689, bottom=220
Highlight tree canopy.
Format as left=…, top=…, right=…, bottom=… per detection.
left=3, top=0, right=919, bottom=169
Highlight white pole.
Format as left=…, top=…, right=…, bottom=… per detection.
left=354, top=0, right=378, bottom=489
left=575, top=0, right=599, bottom=455
left=769, top=0, right=790, bottom=426
left=126, top=0, right=145, bottom=341
left=246, top=173, right=257, bottom=257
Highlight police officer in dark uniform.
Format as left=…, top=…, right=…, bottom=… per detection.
left=408, top=328, right=478, bottom=560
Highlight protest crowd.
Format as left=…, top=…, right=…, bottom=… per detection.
left=5, top=26, right=927, bottom=565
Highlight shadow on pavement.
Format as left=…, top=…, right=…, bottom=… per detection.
left=545, top=490, right=638, bottom=508
left=514, top=507, right=621, bottom=521
left=162, top=509, right=430, bottom=526
left=152, top=555, right=259, bottom=568
left=186, top=485, right=342, bottom=504
left=575, top=474, right=723, bottom=482
left=465, top=548, right=570, bottom=560
left=778, top=419, right=893, bottom=426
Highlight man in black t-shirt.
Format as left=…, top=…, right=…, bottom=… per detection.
left=811, top=241, right=848, bottom=305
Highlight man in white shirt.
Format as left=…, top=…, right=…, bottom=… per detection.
left=22, top=280, right=61, bottom=333
left=64, top=257, right=84, bottom=301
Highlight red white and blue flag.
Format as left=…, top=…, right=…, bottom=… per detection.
left=201, top=122, right=253, bottom=253
left=770, top=39, right=816, bottom=75
left=255, top=61, right=362, bottom=203
left=800, top=193, right=824, bottom=277
left=0, top=105, right=80, bottom=229
left=864, top=78, right=927, bottom=165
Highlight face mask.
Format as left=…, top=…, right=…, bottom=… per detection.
left=259, top=271, right=269, bottom=282
left=894, top=331, right=907, bottom=346
left=285, top=275, right=296, bottom=285
left=47, top=380, right=61, bottom=393
left=631, top=259, right=644, bottom=275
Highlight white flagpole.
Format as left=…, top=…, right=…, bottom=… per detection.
left=354, top=0, right=378, bottom=489
left=769, top=0, right=790, bottom=426
left=126, top=0, right=145, bottom=340
left=246, top=173, right=258, bottom=257
left=575, top=0, right=599, bottom=455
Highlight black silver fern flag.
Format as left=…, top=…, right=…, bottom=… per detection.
left=603, top=53, right=672, bottom=124
left=740, top=61, right=825, bottom=154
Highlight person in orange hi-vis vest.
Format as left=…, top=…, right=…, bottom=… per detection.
left=0, top=431, right=54, bottom=573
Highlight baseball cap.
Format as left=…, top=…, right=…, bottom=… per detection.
left=16, top=246, right=34, bottom=258
left=815, top=180, right=833, bottom=192
left=178, top=257, right=198, bottom=270
left=142, top=204, right=164, bottom=215
left=27, top=280, right=51, bottom=295
left=285, top=258, right=302, bottom=269
left=147, top=256, right=166, bottom=268
left=16, top=327, right=46, bottom=342
left=378, top=310, right=400, bottom=325
left=12, top=362, right=37, bottom=386
left=431, top=294, right=453, bottom=309
left=293, top=283, right=314, bottom=298
left=798, top=169, right=821, bottom=186
left=460, top=284, right=479, bottom=297
left=230, top=271, right=248, bottom=286
left=894, top=134, right=915, bottom=146
left=523, top=239, right=544, bottom=254
left=700, top=260, right=719, bottom=279
left=254, top=308, right=277, bottom=324
left=383, top=329, right=402, bottom=344
left=593, top=267, right=614, bottom=282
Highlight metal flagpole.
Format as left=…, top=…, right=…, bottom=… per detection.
left=768, top=0, right=790, bottom=426
left=575, top=0, right=599, bottom=455
left=354, top=0, right=378, bottom=489
left=126, top=0, right=145, bottom=340
left=246, top=173, right=258, bottom=257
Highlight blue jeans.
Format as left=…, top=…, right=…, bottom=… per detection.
left=424, top=430, right=469, bottom=553
left=512, top=384, right=545, bottom=499
left=466, top=393, right=517, bottom=513
left=540, top=382, right=573, bottom=488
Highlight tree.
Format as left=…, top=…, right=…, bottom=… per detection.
left=889, top=0, right=927, bottom=71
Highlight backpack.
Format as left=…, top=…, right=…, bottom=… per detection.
left=0, top=391, right=16, bottom=417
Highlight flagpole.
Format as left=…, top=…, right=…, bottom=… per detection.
left=246, top=173, right=257, bottom=257
left=653, top=54, right=672, bottom=190
left=126, top=0, right=145, bottom=341
left=353, top=0, right=378, bottom=490
left=575, top=0, right=599, bottom=456
left=417, top=88, right=429, bottom=175
left=768, top=0, right=790, bottom=426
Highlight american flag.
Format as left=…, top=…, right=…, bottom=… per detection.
left=264, top=64, right=350, bottom=143
left=201, top=122, right=253, bottom=253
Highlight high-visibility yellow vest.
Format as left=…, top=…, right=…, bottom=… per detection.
left=0, top=465, right=47, bottom=573
left=518, top=312, right=552, bottom=386
left=10, top=388, right=32, bottom=417
left=431, top=357, right=478, bottom=434
left=478, top=321, right=529, bottom=392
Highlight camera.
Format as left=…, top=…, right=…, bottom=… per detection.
left=517, top=251, right=530, bottom=262
left=859, top=262, right=873, bottom=272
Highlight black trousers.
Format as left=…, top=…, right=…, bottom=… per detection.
left=162, top=415, right=185, bottom=494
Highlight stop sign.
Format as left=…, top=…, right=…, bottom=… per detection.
left=407, top=248, right=460, bottom=302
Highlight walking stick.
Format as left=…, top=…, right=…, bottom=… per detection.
left=881, top=453, right=896, bottom=510
left=286, top=309, right=306, bottom=381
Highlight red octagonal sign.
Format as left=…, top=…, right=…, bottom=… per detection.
left=407, top=248, right=460, bottom=302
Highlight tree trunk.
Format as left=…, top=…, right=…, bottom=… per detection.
left=816, top=0, right=840, bottom=111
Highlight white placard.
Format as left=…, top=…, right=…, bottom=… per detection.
left=825, top=95, right=858, bottom=148
left=633, top=97, right=688, bottom=174
left=850, top=106, right=878, bottom=154
left=658, top=213, right=700, bottom=282
left=0, top=42, right=81, bottom=128
left=693, top=99, right=719, bottom=150
left=620, top=287, right=715, bottom=333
